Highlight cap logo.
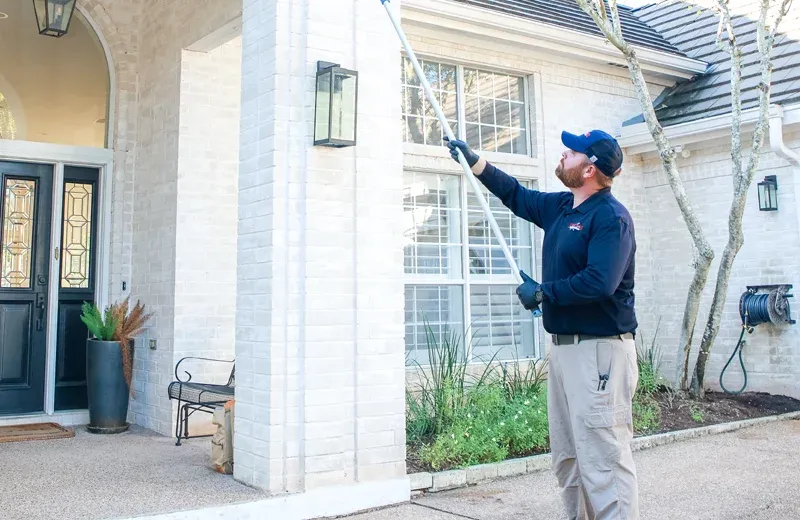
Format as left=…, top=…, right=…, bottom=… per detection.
left=589, top=155, right=598, bottom=163
left=585, top=132, right=591, bottom=137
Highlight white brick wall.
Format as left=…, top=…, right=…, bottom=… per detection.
left=639, top=132, right=800, bottom=398
left=235, top=0, right=406, bottom=493
left=125, top=0, right=242, bottom=434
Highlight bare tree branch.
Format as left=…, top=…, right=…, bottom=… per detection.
left=608, top=0, right=624, bottom=40
left=769, top=0, right=794, bottom=39
left=577, top=0, right=627, bottom=52
left=576, top=0, right=715, bottom=391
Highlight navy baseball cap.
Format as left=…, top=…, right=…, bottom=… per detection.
left=561, top=129, right=623, bottom=177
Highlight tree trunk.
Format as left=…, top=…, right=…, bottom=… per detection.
left=679, top=252, right=714, bottom=390
left=689, top=199, right=745, bottom=398
left=622, top=50, right=715, bottom=390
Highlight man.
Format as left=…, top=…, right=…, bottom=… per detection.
left=445, top=130, right=639, bottom=520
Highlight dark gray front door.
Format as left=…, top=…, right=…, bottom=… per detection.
left=0, top=161, right=53, bottom=415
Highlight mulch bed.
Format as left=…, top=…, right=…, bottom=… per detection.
left=650, top=390, right=800, bottom=435
left=406, top=391, right=800, bottom=473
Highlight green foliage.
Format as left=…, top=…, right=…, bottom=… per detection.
left=498, top=346, right=548, bottom=402
left=408, top=322, right=670, bottom=470
left=405, top=322, right=497, bottom=444
left=80, top=301, right=119, bottom=341
left=418, top=384, right=549, bottom=471
left=636, top=317, right=666, bottom=395
left=633, top=393, right=661, bottom=434
left=631, top=318, right=666, bottom=434
left=690, top=404, right=704, bottom=423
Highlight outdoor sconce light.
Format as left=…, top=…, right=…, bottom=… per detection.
left=314, top=61, right=358, bottom=147
left=757, top=175, right=778, bottom=211
left=33, top=0, right=77, bottom=37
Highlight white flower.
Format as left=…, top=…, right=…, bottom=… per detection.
left=451, top=433, right=455, bottom=439
left=528, top=428, right=532, bottom=432
left=492, top=438, right=497, bottom=442
left=500, top=422, right=505, bottom=426
left=524, top=400, right=530, bottom=406
left=468, top=413, right=472, bottom=419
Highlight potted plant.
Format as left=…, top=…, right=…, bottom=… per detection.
left=80, top=297, right=153, bottom=434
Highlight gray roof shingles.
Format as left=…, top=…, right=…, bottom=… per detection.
left=449, top=0, right=685, bottom=55
left=626, top=0, right=800, bottom=126
left=447, top=0, right=800, bottom=127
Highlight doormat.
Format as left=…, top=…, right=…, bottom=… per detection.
left=0, top=422, right=75, bottom=444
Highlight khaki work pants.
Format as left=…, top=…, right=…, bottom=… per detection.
left=547, top=334, right=640, bottom=520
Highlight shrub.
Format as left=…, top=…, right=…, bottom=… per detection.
left=405, top=322, right=496, bottom=445
left=632, top=318, right=665, bottom=434
left=418, top=384, right=549, bottom=471
left=633, top=393, right=661, bottom=434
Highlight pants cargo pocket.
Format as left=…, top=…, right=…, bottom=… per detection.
left=583, top=404, right=631, bottom=468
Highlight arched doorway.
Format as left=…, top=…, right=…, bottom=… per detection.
left=0, top=0, right=109, bottom=147
left=0, top=1, right=113, bottom=420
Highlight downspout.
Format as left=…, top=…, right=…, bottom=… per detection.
left=768, top=106, right=800, bottom=243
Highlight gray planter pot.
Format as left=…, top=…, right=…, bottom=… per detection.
left=86, top=339, right=131, bottom=434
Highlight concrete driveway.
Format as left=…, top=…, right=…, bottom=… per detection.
left=351, top=419, right=800, bottom=520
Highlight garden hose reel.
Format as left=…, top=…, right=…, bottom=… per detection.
left=720, top=284, right=795, bottom=395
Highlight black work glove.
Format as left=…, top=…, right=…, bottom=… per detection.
left=516, top=270, right=544, bottom=311
left=443, top=136, right=480, bottom=167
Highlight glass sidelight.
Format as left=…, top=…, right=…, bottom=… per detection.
left=54, top=166, right=99, bottom=411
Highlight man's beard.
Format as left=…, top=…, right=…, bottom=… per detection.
left=555, top=162, right=585, bottom=188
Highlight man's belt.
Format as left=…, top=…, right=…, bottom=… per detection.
left=551, top=332, right=634, bottom=346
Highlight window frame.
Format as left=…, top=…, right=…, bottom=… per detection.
left=400, top=55, right=536, bottom=160
left=403, top=167, right=542, bottom=365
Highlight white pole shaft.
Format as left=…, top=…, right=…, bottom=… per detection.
left=381, top=0, right=523, bottom=287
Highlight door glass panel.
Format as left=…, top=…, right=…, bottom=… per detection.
left=60, top=182, right=93, bottom=289
left=1, top=178, right=36, bottom=289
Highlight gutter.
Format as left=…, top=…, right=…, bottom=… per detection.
left=400, top=0, right=708, bottom=81
left=618, top=103, right=800, bottom=155
left=769, top=106, right=800, bottom=241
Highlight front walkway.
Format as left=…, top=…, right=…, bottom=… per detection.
left=350, top=419, right=800, bottom=520
left=0, top=425, right=264, bottom=520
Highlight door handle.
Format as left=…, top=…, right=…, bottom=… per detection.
left=36, top=293, right=46, bottom=331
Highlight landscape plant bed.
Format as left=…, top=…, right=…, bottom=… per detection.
left=406, top=390, right=800, bottom=474
left=652, top=390, right=800, bottom=434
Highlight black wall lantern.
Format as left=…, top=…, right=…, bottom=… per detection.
left=33, top=0, right=77, bottom=37
left=314, top=61, right=358, bottom=147
left=757, top=175, right=778, bottom=211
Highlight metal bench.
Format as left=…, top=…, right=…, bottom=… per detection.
left=167, top=357, right=234, bottom=446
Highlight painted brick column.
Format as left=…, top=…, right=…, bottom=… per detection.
left=234, top=0, right=407, bottom=499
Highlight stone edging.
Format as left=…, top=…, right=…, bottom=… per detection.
left=410, top=410, right=800, bottom=493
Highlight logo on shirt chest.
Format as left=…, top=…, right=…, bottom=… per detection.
left=568, top=222, right=583, bottom=231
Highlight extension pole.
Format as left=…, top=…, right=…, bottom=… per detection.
left=380, top=0, right=540, bottom=316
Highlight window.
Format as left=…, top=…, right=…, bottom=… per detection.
left=401, top=57, right=531, bottom=156
left=404, top=170, right=537, bottom=366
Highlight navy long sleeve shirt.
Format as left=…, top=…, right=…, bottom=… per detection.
left=476, top=162, right=637, bottom=336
